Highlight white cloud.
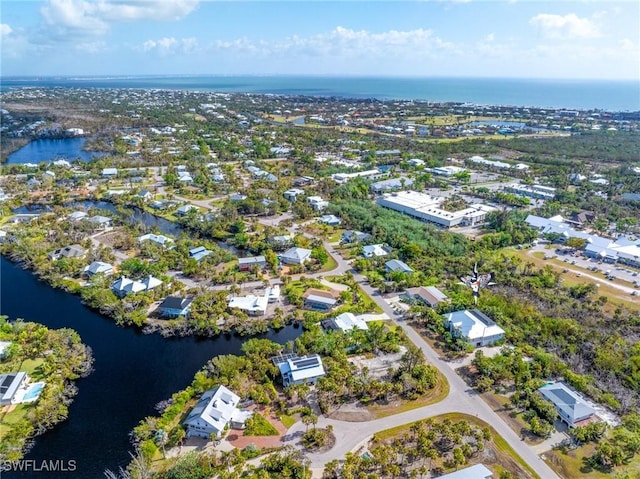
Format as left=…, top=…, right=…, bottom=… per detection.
left=142, top=37, right=198, bottom=56
left=39, top=0, right=199, bottom=41
left=1, top=23, right=13, bottom=36
left=530, top=13, right=601, bottom=39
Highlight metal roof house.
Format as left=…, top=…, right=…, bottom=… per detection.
left=189, top=246, right=213, bottom=263
left=238, top=256, right=267, bottom=271
left=402, top=286, right=448, bottom=307
left=228, top=293, right=269, bottom=316
left=158, top=296, right=193, bottom=318
left=538, top=382, right=596, bottom=427
left=444, top=309, right=505, bottom=348
left=183, top=385, right=251, bottom=439
left=363, top=244, right=390, bottom=258
left=280, top=247, right=312, bottom=265
left=48, top=244, right=86, bottom=261
left=437, top=464, right=493, bottom=479
left=111, top=275, right=162, bottom=297
left=385, top=259, right=414, bottom=273
left=83, top=261, right=114, bottom=277
left=275, top=354, right=326, bottom=387
left=138, top=233, right=174, bottom=249
left=0, top=372, right=27, bottom=406
left=323, top=312, right=368, bottom=332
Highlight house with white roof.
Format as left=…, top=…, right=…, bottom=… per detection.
left=138, top=233, right=174, bottom=249
left=283, top=188, right=305, bottom=201
left=538, top=382, right=596, bottom=427
left=274, top=354, right=326, bottom=387
left=111, top=275, right=162, bottom=297
left=83, top=261, right=114, bottom=277
left=323, top=312, right=368, bottom=332
left=437, top=464, right=493, bottom=479
left=183, top=385, right=252, bottom=439
left=385, top=259, right=414, bottom=273
left=102, top=168, right=118, bottom=177
left=228, top=292, right=269, bottom=316
left=444, top=309, right=505, bottom=347
left=362, top=244, right=390, bottom=258
left=280, top=247, right=312, bottom=265
left=306, top=196, right=329, bottom=211
left=189, top=246, right=212, bottom=263
left=319, top=214, right=341, bottom=226
left=0, top=372, right=28, bottom=406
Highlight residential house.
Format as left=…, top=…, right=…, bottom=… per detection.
left=230, top=193, right=247, bottom=202
left=283, top=188, right=305, bottom=201
left=0, top=230, right=7, bottom=244
left=437, top=464, right=493, bottom=479
left=306, top=196, right=329, bottom=211
left=138, top=233, right=174, bottom=249
left=68, top=211, right=88, bottom=222
left=83, top=261, right=114, bottom=277
left=228, top=293, right=269, bottom=316
left=238, top=256, right=267, bottom=271
left=0, top=341, right=12, bottom=359
left=402, top=286, right=448, bottom=308
left=137, top=189, right=153, bottom=201
left=274, top=354, right=326, bottom=387
left=111, top=275, right=162, bottom=297
left=319, top=214, right=341, bottom=226
left=303, top=288, right=340, bottom=311
left=269, top=235, right=294, bottom=251
left=444, top=309, right=505, bottom=347
left=538, top=382, right=596, bottom=427
left=323, top=312, right=368, bottom=332
left=341, top=230, right=372, bottom=244
left=280, top=247, right=312, bottom=265
left=48, top=244, right=86, bottom=261
left=189, top=246, right=212, bottom=263
left=158, top=296, right=193, bottom=318
left=102, top=168, right=118, bottom=178
left=176, top=204, right=199, bottom=216
left=265, top=285, right=280, bottom=303
left=363, top=244, right=390, bottom=258
left=370, top=177, right=414, bottom=194
left=88, top=215, right=112, bottom=230
left=385, top=259, right=414, bottom=273
left=183, top=385, right=252, bottom=439
left=0, top=372, right=27, bottom=406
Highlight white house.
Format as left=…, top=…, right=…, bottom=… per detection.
left=228, top=293, right=269, bottom=316
left=183, top=385, right=252, bottom=439
left=283, top=188, right=305, bottom=201
left=83, top=261, right=114, bottom=277
left=324, top=312, right=368, bottom=332
left=538, top=382, right=596, bottom=427
left=444, top=309, right=505, bottom=347
left=280, top=247, right=312, bottom=265
left=111, top=275, right=162, bottom=297
left=102, top=168, right=118, bottom=177
left=138, top=233, right=174, bottom=249
left=275, top=354, right=326, bottom=387
left=362, top=244, right=389, bottom=258
left=437, top=464, right=493, bottom=479
left=306, top=196, right=329, bottom=211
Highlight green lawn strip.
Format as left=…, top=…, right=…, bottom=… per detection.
left=318, top=253, right=338, bottom=273
left=374, top=413, right=540, bottom=479
left=367, top=369, right=450, bottom=419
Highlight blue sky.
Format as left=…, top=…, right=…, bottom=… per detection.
left=1, top=1, right=638, bottom=79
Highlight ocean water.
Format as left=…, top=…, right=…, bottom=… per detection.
left=1, top=75, right=638, bottom=111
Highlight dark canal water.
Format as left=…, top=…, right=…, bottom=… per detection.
left=0, top=256, right=301, bottom=478
left=6, top=138, right=106, bottom=165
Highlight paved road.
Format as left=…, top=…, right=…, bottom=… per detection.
left=282, top=244, right=560, bottom=478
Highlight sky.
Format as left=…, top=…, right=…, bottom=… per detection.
left=1, top=0, right=639, bottom=80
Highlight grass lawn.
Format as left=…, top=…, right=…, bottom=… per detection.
left=544, top=442, right=640, bottom=479
left=279, top=414, right=297, bottom=429
left=0, top=404, right=31, bottom=441
left=318, top=253, right=338, bottom=273
left=373, top=412, right=540, bottom=479
left=367, top=369, right=449, bottom=419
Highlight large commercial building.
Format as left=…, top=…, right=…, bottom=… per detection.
left=376, top=190, right=496, bottom=228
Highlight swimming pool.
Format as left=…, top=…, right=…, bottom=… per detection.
left=22, top=382, right=45, bottom=402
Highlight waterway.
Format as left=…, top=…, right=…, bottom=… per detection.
left=0, top=257, right=301, bottom=478
left=6, top=138, right=106, bottom=165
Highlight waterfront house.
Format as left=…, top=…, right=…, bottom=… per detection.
left=48, top=244, right=86, bottom=261
left=158, top=296, right=193, bottom=318
left=111, top=275, right=162, bottom=297
left=183, top=385, right=252, bottom=439
left=443, top=309, right=505, bottom=347
left=88, top=215, right=112, bottom=230
left=0, top=372, right=27, bottom=406
left=280, top=247, right=312, bottom=265
left=274, top=354, right=326, bottom=387
left=228, top=293, right=269, bottom=316
left=68, top=211, right=88, bottom=222
left=83, top=261, right=114, bottom=277
left=137, top=189, right=153, bottom=201
left=538, top=382, right=596, bottom=427
left=176, top=204, right=199, bottom=216
left=238, top=256, right=267, bottom=271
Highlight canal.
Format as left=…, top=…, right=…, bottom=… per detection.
left=0, top=257, right=301, bottom=477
